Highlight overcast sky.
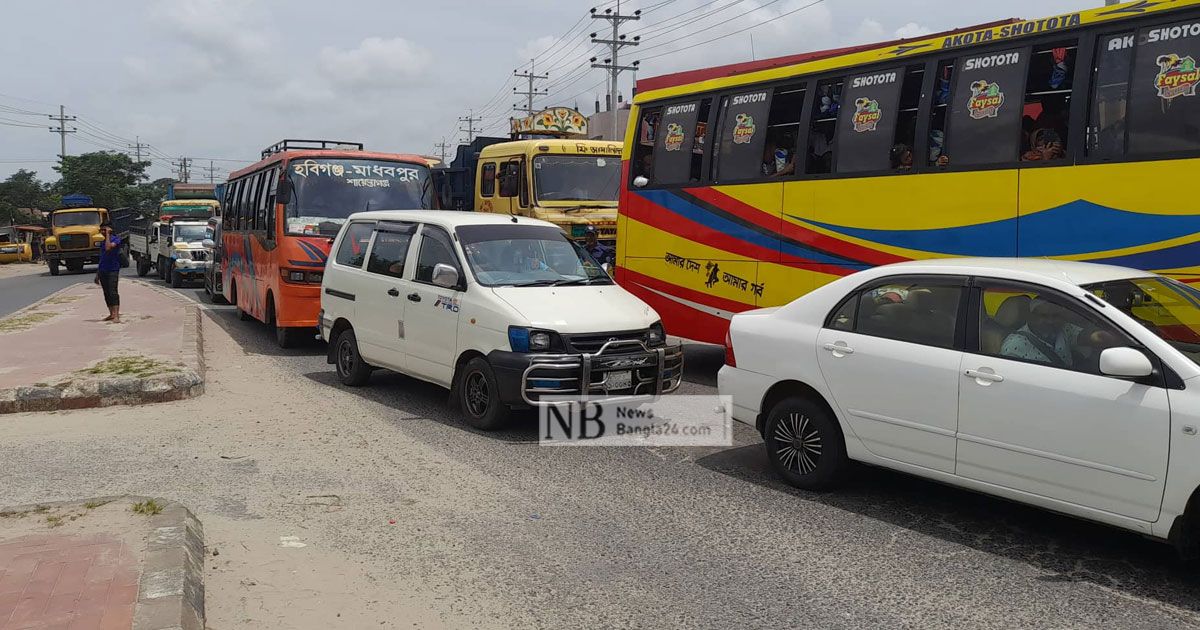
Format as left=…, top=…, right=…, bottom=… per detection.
left=0, top=0, right=1100, bottom=183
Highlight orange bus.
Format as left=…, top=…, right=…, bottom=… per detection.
left=220, top=139, right=435, bottom=346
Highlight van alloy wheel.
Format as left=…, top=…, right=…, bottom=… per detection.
left=464, top=371, right=490, bottom=418
left=772, top=412, right=823, bottom=475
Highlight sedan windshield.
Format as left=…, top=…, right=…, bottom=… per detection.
left=52, top=211, right=100, bottom=227
left=286, top=158, right=432, bottom=236
left=456, top=224, right=611, bottom=287
left=532, top=155, right=619, bottom=203
left=1086, top=277, right=1200, bottom=366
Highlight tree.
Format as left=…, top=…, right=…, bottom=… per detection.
left=0, top=170, right=51, bottom=226
left=52, top=151, right=152, bottom=210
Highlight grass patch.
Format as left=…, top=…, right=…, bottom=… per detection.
left=83, top=500, right=110, bottom=510
left=79, top=355, right=181, bottom=379
left=0, top=311, right=55, bottom=333
left=45, top=515, right=63, bottom=527
left=43, top=295, right=83, bottom=305
left=132, top=499, right=163, bottom=516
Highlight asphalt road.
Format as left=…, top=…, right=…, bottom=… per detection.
left=6, top=270, right=1200, bottom=628
left=0, top=264, right=136, bottom=317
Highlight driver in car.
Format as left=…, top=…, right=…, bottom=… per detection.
left=1000, top=299, right=1116, bottom=369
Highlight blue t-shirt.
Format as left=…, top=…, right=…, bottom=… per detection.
left=97, top=236, right=122, bottom=272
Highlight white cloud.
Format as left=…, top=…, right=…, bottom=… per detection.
left=850, top=18, right=887, bottom=45
left=518, top=35, right=558, bottom=65
left=894, top=22, right=933, bottom=39
left=318, top=37, right=434, bottom=89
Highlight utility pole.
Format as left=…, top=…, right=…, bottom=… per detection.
left=458, top=113, right=482, bottom=143
left=512, top=59, right=549, bottom=115
left=127, top=136, right=149, bottom=165
left=434, top=138, right=450, bottom=163
left=47, top=105, right=77, bottom=165
left=202, top=160, right=220, bottom=184
left=590, top=2, right=641, bottom=111
left=172, top=157, right=192, bottom=183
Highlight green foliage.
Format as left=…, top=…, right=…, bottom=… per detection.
left=53, top=151, right=151, bottom=210
left=0, top=169, right=52, bottom=224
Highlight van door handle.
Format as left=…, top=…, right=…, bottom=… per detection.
left=822, top=342, right=853, bottom=356
left=964, top=369, right=1004, bottom=383
left=387, top=288, right=399, bottom=297
left=407, top=292, right=421, bottom=303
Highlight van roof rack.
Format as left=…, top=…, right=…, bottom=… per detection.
left=261, top=139, right=364, bottom=159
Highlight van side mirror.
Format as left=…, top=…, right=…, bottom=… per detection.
left=1099, top=347, right=1153, bottom=379
left=431, top=263, right=459, bottom=289
left=201, top=239, right=215, bottom=249
left=632, top=176, right=649, bottom=188
left=277, top=177, right=293, bottom=205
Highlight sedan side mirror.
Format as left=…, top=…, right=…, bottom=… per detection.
left=431, top=263, right=459, bottom=289
left=1099, top=347, right=1153, bottom=379
left=632, top=176, right=649, bottom=188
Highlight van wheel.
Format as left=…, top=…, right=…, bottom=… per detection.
left=459, top=357, right=510, bottom=431
left=334, top=329, right=372, bottom=386
left=764, top=396, right=849, bottom=491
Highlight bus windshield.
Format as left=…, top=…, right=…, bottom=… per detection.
left=532, top=155, right=619, bottom=204
left=285, top=158, right=432, bottom=236
left=52, top=211, right=100, bottom=228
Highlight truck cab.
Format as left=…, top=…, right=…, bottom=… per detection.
left=156, top=218, right=211, bottom=287
left=43, top=196, right=130, bottom=276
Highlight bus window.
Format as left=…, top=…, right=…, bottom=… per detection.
left=805, top=78, right=843, bottom=174
left=766, top=84, right=806, bottom=177
left=836, top=68, right=905, bottom=173
left=1020, top=41, right=1077, bottom=163
left=498, top=160, right=520, bottom=197
left=1128, top=17, right=1200, bottom=155
left=222, top=180, right=239, bottom=230
left=481, top=162, right=496, bottom=196
left=245, top=173, right=262, bottom=231
left=234, top=179, right=248, bottom=231
left=715, top=88, right=772, bottom=181
left=1087, top=31, right=1135, bottom=159
left=689, top=98, right=712, bottom=182
left=928, top=61, right=955, bottom=166
left=263, top=167, right=278, bottom=237
left=944, top=47, right=1029, bottom=167
left=632, top=107, right=661, bottom=183
left=891, top=66, right=923, bottom=171
left=652, top=100, right=702, bottom=185
left=254, top=171, right=270, bottom=231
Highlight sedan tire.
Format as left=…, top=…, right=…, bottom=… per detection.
left=764, top=396, right=849, bottom=491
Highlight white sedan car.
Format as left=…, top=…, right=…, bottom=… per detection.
left=718, top=258, right=1200, bottom=555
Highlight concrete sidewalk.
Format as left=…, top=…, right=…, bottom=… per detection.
left=0, top=281, right=203, bottom=414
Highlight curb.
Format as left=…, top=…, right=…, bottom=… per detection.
left=0, top=284, right=206, bottom=414
left=133, top=498, right=206, bottom=630
left=0, top=495, right=205, bottom=630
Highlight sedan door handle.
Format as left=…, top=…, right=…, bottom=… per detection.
left=964, top=369, right=1004, bottom=383
left=407, top=292, right=421, bottom=303
left=822, top=343, right=854, bottom=356
left=387, top=288, right=400, bottom=297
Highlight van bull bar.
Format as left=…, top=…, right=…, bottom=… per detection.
left=516, top=338, right=683, bottom=405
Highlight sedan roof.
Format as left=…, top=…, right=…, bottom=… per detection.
left=876, top=258, right=1153, bottom=287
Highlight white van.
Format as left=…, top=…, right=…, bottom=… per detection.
left=319, top=210, right=683, bottom=429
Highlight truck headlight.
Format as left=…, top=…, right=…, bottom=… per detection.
left=647, top=322, right=665, bottom=347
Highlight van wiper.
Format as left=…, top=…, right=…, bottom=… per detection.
left=551, top=277, right=612, bottom=286
left=509, top=279, right=562, bottom=287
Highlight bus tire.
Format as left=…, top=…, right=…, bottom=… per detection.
left=334, top=328, right=372, bottom=386
left=458, top=357, right=510, bottom=431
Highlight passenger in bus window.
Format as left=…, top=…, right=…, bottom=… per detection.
left=1022, top=128, right=1065, bottom=162
left=890, top=145, right=914, bottom=172
left=807, top=130, right=833, bottom=173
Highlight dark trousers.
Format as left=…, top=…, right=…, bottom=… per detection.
left=98, top=271, right=120, bottom=307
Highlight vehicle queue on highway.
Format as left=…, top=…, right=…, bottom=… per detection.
left=34, top=0, right=1200, bottom=561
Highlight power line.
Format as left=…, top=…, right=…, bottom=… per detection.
left=458, top=113, right=483, bottom=143
left=590, top=2, right=641, bottom=112
left=48, top=105, right=77, bottom=165
left=512, top=59, right=550, bottom=115
left=639, top=0, right=826, bottom=61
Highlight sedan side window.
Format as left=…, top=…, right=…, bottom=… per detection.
left=841, top=280, right=963, bottom=348
left=977, top=282, right=1129, bottom=374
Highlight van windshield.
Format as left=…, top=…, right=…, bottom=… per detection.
left=456, top=224, right=611, bottom=287
left=532, top=155, right=619, bottom=203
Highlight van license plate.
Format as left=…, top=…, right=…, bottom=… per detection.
left=606, top=371, right=632, bottom=390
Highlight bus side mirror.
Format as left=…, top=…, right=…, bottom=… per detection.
left=277, top=178, right=293, bottom=205
left=632, top=176, right=649, bottom=188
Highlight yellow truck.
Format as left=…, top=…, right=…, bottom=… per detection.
left=43, top=195, right=131, bottom=276
left=436, top=108, right=620, bottom=242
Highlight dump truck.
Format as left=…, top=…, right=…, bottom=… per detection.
left=43, top=195, right=130, bottom=276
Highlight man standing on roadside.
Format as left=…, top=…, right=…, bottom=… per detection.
left=94, top=221, right=121, bottom=324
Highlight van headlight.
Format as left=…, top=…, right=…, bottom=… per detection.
left=509, top=326, right=558, bottom=352
left=646, top=321, right=666, bottom=347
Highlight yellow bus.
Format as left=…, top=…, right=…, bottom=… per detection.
left=617, top=0, right=1200, bottom=345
